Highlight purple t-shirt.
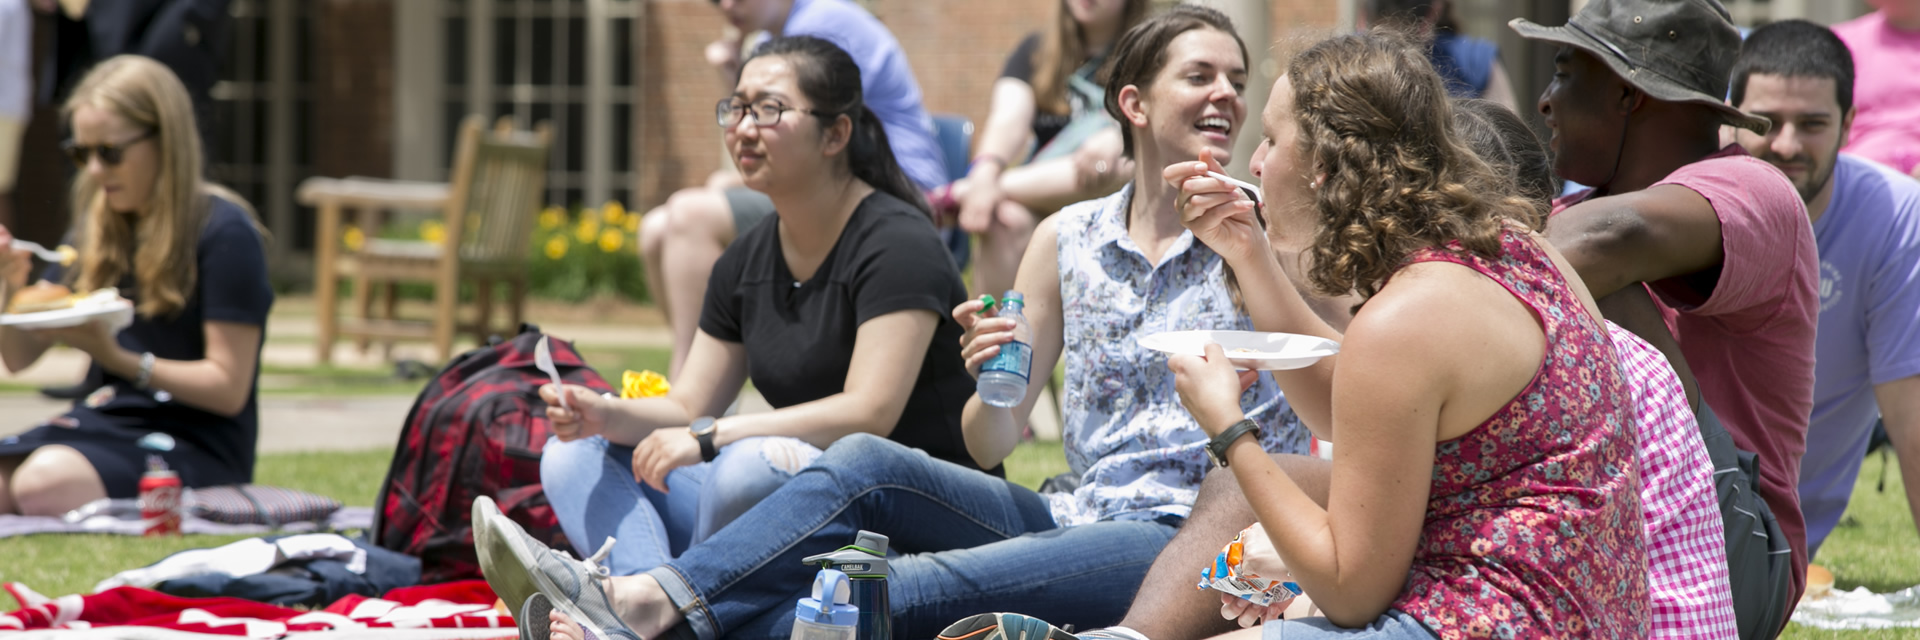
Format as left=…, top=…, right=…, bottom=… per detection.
left=1800, top=154, right=1920, bottom=554
left=774, top=0, right=946, bottom=189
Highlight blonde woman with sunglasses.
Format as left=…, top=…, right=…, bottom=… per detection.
left=0, top=55, right=271, bottom=517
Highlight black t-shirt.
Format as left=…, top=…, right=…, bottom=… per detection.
left=699, top=191, right=994, bottom=475
left=1000, top=33, right=1075, bottom=151
left=41, top=196, right=274, bottom=481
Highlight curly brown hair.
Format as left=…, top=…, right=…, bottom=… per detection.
left=1285, top=30, right=1540, bottom=301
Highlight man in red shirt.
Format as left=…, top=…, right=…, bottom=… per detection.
left=1514, top=0, right=1817, bottom=636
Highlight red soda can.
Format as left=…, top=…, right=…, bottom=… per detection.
left=139, top=456, right=183, bottom=536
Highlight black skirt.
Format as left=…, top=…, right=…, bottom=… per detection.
left=0, top=390, right=249, bottom=498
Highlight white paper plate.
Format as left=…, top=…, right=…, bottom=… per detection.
left=1, top=290, right=135, bottom=331
left=1136, top=330, right=1340, bottom=370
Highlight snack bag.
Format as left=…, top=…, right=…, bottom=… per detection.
left=1197, top=525, right=1300, bottom=607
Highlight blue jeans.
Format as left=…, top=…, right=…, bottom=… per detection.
left=643, top=434, right=1179, bottom=640
left=541, top=435, right=822, bottom=575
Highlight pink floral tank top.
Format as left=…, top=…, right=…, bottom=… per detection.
left=1391, top=229, right=1649, bottom=639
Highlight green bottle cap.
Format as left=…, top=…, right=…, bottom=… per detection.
left=975, top=294, right=998, bottom=316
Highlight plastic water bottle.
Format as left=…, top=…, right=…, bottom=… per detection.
left=977, top=290, right=1031, bottom=408
left=790, top=568, right=859, bottom=640
left=803, top=531, right=892, bottom=640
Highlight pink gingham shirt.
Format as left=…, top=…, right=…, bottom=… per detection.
left=1609, top=322, right=1740, bottom=638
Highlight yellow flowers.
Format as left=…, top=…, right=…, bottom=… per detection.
left=621, top=369, right=671, bottom=399
left=421, top=220, right=447, bottom=244
left=575, top=217, right=600, bottom=243
left=343, top=225, right=366, bottom=251
left=533, top=201, right=645, bottom=300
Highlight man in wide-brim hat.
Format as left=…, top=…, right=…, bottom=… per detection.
left=1515, top=0, right=1818, bottom=637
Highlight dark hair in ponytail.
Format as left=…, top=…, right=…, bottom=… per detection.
left=746, top=36, right=930, bottom=214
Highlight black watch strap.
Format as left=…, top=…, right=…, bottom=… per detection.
left=691, top=417, right=718, bottom=463
left=1207, top=419, right=1260, bottom=468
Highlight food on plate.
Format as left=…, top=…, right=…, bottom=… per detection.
left=6, top=283, right=76, bottom=314
left=1229, top=347, right=1258, bottom=354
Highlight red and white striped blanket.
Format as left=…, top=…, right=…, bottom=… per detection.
left=2, top=580, right=514, bottom=637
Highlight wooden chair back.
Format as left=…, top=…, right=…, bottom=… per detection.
left=443, top=117, right=553, bottom=267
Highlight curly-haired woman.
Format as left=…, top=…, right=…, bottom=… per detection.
left=1162, top=31, right=1648, bottom=638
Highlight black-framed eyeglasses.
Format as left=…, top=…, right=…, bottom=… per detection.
left=716, top=98, right=824, bottom=129
left=61, top=130, right=155, bottom=168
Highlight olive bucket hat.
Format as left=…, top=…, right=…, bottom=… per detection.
left=1510, top=0, right=1771, bottom=134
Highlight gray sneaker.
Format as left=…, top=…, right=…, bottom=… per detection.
left=473, top=495, right=641, bottom=640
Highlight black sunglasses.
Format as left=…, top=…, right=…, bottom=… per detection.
left=61, top=130, right=156, bottom=168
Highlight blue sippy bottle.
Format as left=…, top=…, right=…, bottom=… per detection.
left=791, top=568, right=859, bottom=640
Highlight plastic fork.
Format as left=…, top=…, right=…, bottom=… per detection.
left=10, top=240, right=74, bottom=265
left=535, top=335, right=571, bottom=412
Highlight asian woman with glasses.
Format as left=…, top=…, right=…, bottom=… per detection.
left=527, top=35, right=980, bottom=580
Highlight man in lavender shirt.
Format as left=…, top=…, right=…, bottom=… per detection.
left=1730, top=20, right=1920, bottom=557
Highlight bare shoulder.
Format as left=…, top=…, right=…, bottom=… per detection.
left=1346, top=261, right=1531, bottom=367
left=1032, top=214, right=1063, bottom=248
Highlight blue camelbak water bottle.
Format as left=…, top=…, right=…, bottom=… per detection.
left=802, top=531, right=891, bottom=640
left=790, top=568, right=858, bottom=640
left=977, top=290, right=1031, bottom=408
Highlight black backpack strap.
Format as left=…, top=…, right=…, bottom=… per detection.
left=1696, top=403, right=1794, bottom=639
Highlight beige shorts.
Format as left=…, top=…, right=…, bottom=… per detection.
left=0, top=116, right=23, bottom=193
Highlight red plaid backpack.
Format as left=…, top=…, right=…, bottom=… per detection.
left=370, top=326, right=609, bottom=582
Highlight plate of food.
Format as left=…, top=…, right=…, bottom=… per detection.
left=1136, top=330, right=1340, bottom=370
left=1, top=284, right=134, bottom=331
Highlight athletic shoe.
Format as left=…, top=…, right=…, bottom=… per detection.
left=473, top=495, right=641, bottom=640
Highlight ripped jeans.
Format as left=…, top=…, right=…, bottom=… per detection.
left=539, top=434, right=824, bottom=575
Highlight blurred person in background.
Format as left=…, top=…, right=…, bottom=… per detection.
left=1361, top=0, right=1518, bottom=112
left=1833, top=0, right=1920, bottom=178
left=28, top=0, right=231, bottom=402
left=1, top=0, right=29, bottom=231
left=39, top=0, right=230, bottom=165
left=929, top=0, right=1148, bottom=298
left=0, top=56, right=270, bottom=517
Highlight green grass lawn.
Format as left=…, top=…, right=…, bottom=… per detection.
left=1782, top=451, right=1920, bottom=639
left=2, top=441, right=1913, bottom=639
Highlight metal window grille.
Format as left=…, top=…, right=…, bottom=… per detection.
left=437, top=0, right=636, bottom=210
left=209, top=0, right=312, bottom=259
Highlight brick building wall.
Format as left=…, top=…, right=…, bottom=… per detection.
left=314, top=0, right=395, bottom=181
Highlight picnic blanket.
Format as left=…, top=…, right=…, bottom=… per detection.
left=1, top=580, right=514, bottom=638
left=0, top=507, right=373, bottom=538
